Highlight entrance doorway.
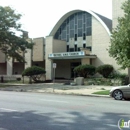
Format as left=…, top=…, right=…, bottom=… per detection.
left=71, top=62, right=81, bottom=78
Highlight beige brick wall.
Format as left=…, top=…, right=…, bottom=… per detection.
left=112, top=0, right=124, bottom=28
left=77, top=37, right=84, bottom=48
left=92, top=16, right=111, bottom=68
left=33, top=37, right=45, bottom=61
left=86, top=36, right=92, bottom=46
left=53, top=39, right=66, bottom=53
left=69, top=38, right=75, bottom=48
left=92, top=16, right=126, bottom=73
left=0, top=50, right=6, bottom=63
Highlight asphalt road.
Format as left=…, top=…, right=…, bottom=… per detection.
left=0, top=91, right=130, bottom=130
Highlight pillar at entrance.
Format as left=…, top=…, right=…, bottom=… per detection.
left=25, top=49, right=32, bottom=69
left=45, top=36, right=53, bottom=80
left=81, top=58, right=90, bottom=65
left=7, top=58, right=13, bottom=76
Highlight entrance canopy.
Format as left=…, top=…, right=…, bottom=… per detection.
left=48, top=51, right=96, bottom=59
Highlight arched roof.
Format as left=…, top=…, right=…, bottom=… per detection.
left=49, top=9, right=112, bottom=36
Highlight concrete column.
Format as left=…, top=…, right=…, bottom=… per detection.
left=25, top=49, right=32, bottom=69
left=7, top=58, right=13, bottom=75
left=81, top=58, right=90, bottom=65
left=45, top=36, right=53, bottom=80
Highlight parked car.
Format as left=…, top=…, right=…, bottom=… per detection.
left=109, top=84, right=130, bottom=100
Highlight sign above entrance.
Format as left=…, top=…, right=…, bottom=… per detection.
left=49, top=51, right=85, bottom=58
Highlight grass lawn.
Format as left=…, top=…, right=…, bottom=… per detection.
left=92, top=90, right=110, bottom=95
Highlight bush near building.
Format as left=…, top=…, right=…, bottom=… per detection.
left=73, top=64, right=96, bottom=78
left=22, top=66, right=46, bottom=83
left=96, top=64, right=113, bottom=78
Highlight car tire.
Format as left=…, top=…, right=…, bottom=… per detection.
left=113, top=89, right=123, bottom=100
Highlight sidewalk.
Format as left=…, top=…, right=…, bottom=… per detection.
left=0, top=83, right=111, bottom=97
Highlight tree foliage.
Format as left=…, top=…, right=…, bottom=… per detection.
left=73, top=64, right=96, bottom=78
left=108, top=0, right=130, bottom=69
left=0, top=6, right=33, bottom=62
left=22, top=66, right=46, bottom=82
left=96, top=64, right=113, bottom=78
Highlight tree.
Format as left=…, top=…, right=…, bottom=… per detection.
left=96, top=64, right=113, bottom=78
left=73, top=64, right=96, bottom=78
left=22, top=66, right=46, bottom=83
left=108, top=0, right=130, bottom=69
left=0, top=6, right=33, bottom=62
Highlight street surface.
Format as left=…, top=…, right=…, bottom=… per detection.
left=0, top=91, right=130, bottom=130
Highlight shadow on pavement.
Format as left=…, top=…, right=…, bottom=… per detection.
left=0, top=110, right=129, bottom=130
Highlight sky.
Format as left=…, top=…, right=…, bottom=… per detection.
left=1, top=0, right=112, bottom=38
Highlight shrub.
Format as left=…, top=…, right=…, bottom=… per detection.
left=22, top=66, right=46, bottom=83
left=96, top=64, right=113, bottom=78
left=73, top=64, right=96, bottom=78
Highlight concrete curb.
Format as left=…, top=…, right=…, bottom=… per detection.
left=0, top=88, right=110, bottom=98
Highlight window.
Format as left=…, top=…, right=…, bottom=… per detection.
left=78, top=48, right=80, bottom=51
left=87, top=18, right=92, bottom=27
left=61, top=30, right=66, bottom=40
left=75, top=13, right=77, bottom=24
left=70, top=48, right=74, bottom=52
left=70, top=20, right=74, bottom=29
left=67, top=35, right=69, bottom=42
left=78, top=12, right=82, bottom=19
left=75, top=34, right=77, bottom=41
left=70, top=30, right=74, bottom=38
left=67, top=45, right=69, bottom=52
left=78, top=20, right=82, bottom=28
left=78, top=29, right=82, bottom=37
left=83, top=43, right=86, bottom=48
left=86, top=27, right=92, bottom=36
left=62, top=22, right=66, bottom=30
left=54, top=11, right=92, bottom=42
left=83, top=33, right=86, bottom=40
left=75, top=44, right=77, bottom=51
left=86, top=46, right=92, bottom=51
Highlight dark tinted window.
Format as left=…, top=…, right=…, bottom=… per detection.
left=78, top=29, right=82, bottom=37
left=54, top=11, right=92, bottom=42
left=75, top=44, right=77, bottom=51
left=78, top=20, right=82, bottom=28
left=83, top=43, right=86, bottom=48
left=86, top=46, right=92, bottom=51
left=70, top=30, right=74, bottom=38
left=67, top=45, right=69, bottom=52
left=75, top=34, right=77, bottom=41
left=86, top=27, right=92, bottom=36
left=70, top=48, right=74, bottom=52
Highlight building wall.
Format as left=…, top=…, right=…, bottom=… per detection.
left=112, top=0, right=124, bottom=28
left=33, top=37, right=45, bottom=61
left=92, top=15, right=126, bottom=73
left=0, top=63, right=6, bottom=74
left=13, top=63, right=24, bottom=74
left=53, top=39, right=66, bottom=53
left=92, top=16, right=114, bottom=67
